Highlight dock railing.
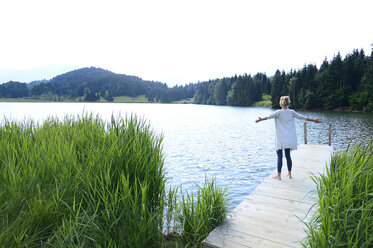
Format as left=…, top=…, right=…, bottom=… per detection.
left=304, top=122, right=332, bottom=146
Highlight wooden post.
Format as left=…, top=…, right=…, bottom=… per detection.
left=304, top=122, right=307, bottom=144
left=329, top=124, right=332, bottom=146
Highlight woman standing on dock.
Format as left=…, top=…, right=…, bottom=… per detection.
left=255, top=96, right=322, bottom=180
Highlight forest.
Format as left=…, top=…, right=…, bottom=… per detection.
left=191, top=48, right=373, bottom=111
left=0, top=47, right=372, bottom=111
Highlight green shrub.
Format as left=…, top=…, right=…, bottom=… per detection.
left=303, top=140, right=373, bottom=248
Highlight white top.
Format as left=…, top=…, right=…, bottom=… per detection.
left=266, top=109, right=308, bottom=150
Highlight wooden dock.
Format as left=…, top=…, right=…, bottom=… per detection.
left=203, top=144, right=333, bottom=248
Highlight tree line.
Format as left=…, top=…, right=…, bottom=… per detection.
left=0, top=47, right=372, bottom=111
left=192, top=72, right=271, bottom=106
left=190, top=48, right=372, bottom=111
left=270, top=49, right=372, bottom=111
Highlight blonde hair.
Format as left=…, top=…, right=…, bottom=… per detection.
left=280, top=96, right=291, bottom=107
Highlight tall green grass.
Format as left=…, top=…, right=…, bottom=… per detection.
left=178, top=178, right=230, bottom=247
left=0, top=114, right=229, bottom=247
left=303, top=140, right=373, bottom=248
left=163, top=178, right=230, bottom=248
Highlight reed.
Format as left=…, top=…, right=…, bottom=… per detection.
left=0, top=114, right=165, bottom=247
left=0, top=113, right=229, bottom=247
left=303, top=140, right=373, bottom=248
left=176, top=178, right=230, bottom=247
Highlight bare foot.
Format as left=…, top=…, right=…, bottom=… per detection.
left=272, top=175, right=281, bottom=180
left=287, top=173, right=292, bottom=179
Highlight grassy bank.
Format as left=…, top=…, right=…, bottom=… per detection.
left=0, top=95, right=151, bottom=103
left=0, top=97, right=52, bottom=102
left=0, top=95, right=192, bottom=104
left=112, top=95, right=149, bottom=103
left=0, top=114, right=229, bottom=247
left=171, top=98, right=194, bottom=104
left=303, top=140, right=373, bottom=247
left=251, top=94, right=272, bottom=108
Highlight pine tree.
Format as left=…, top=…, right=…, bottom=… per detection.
left=361, top=49, right=373, bottom=111
left=270, top=70, right=284, bottom=108
left=320, top=53, right=344, bottom=109
left=214, top=79, right=228, bottom=105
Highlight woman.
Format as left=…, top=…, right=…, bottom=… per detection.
left=255, top=96, right=322, bottom=180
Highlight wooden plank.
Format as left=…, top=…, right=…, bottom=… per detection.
left=232, top=196, right=316, bottom=219
left=204, top=225, right=296, bottom=248
left=203, top=145, right=332, bottom=248
left=233, top=194, right=312, bottom=213
left=252, top=184, right=316, bottom=204
left=258, top=174, right=317, bottom=193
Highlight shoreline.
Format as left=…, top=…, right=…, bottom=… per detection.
left=1, top=98, right=371, bottom=113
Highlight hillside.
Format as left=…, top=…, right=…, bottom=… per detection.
left=0, top=67, right=195, bottom=103
left=29, top=67, right=168, bottom=101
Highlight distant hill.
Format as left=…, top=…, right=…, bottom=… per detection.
left=0, top=67, right=194, bottom=103
left=29, top=67, right=168, bottom=101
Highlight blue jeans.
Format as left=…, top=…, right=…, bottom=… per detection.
left=276, top=149, right=292, bottom=173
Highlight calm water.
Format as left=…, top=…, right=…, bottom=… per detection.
left=1, top=102, right=372, bottom=208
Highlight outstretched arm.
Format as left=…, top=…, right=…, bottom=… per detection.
left=255, top=117, right=267, bottom=123
left=292, top=111, right=322, bottom=123
left=306, top=118, right=322, bottom=123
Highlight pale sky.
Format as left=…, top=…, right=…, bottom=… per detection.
left=0, top=0, right=372, bottom=85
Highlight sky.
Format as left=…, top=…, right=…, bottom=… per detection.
left=0, top=0, right=372, bottom=86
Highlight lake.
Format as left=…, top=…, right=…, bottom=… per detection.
left=1, top=102, right=372, bottom=208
